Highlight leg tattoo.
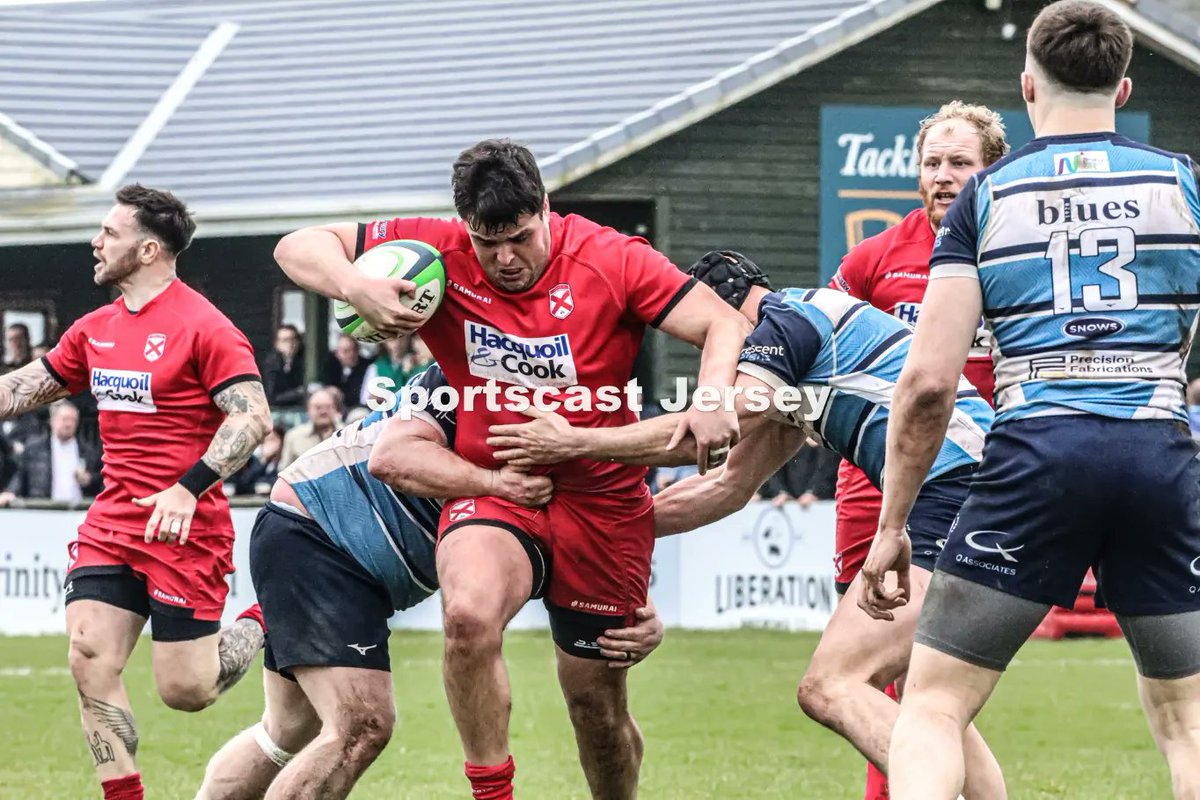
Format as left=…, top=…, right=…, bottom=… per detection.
left=80, top=693, right=138, bottom=757
left=216, top=617, right=265, bottom=694
left=87, top=732, right=116, bottom=767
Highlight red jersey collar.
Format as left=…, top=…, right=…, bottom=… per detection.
left=117, top=276, right=180, bottom=316
left=547, top=211, right=565, bottom=267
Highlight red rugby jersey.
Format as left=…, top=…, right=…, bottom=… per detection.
left=829, top=207, right=995, bottom=403
left=44, top=279, right=259, bottom=537
left=359, top=213, right=694, bottom=494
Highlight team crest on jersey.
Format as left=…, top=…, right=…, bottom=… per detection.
left=548, top=283, right=574, bottom=320
left=144, top=333, right=167, bottom=362
left=447, top=499, right=476, bottom=523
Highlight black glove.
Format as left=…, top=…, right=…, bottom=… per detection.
left=687, top=250, right=772, bottom=310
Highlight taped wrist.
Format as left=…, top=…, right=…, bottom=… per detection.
left=179, top=460, right=222, bottom=498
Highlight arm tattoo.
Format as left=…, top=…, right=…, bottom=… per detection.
left=80, top=693, right=138, bottom=757
left=0, top=361, right=69, bottom=420
left=203, top=380, right=271, bottom=479
left=216, top=617, right=265, bottom=693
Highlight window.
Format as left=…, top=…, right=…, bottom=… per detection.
left=278, top=288, right=306, bottom=332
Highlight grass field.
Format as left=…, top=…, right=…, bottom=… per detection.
left=3, top=629, right=1169, bottom=799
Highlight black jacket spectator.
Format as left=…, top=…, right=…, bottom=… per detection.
left=262, top=351, right=307, bottom=407
left=262, top=325, right=307, bottom=407
left=0, top=431, right=14, bottom=490
left=4, top=431, right=103, bottom=500
left=324, top=334, right=369, bottom=410
left=3, top=408, right=49, bottom=451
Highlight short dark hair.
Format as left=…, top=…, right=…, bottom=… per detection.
left=451, top=139, right=545, bottom=234
left=115, top=183, right=196, bottom=256
left=1028, top=0, right=1132, bottom=93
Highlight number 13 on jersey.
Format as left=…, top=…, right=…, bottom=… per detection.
left=1046, top=226, right=1138, bottom=314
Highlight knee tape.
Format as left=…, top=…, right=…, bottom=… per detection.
left=252, top=722, right=295, bottom=768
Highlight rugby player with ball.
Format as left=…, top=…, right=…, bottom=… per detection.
left=274, top=138, right=750, bottom=799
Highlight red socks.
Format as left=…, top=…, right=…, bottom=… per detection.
left=465, top=756, right=515, bottom=799
left=101, top=772, right=144, bottom=800
left=864, top=682, right=901, bottom=800
left=237, top=603, right=266, bottom=632
left=865, top=761, right=890, bottom=800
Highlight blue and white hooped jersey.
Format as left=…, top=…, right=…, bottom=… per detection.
left=279, top=365, right=455, bottom=611
left=931, top=132, right=1200, bottom=425
left=737, top=288, right=992, bottom=488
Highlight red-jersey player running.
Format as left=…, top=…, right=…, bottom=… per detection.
left=0, top=185, right=271, bottom=800
left=274, top=139, right=749, bottom=799
left=821, top=102, right=1009, bottom=800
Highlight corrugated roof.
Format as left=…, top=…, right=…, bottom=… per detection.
left=0, top=9, right=214, bottom=180
left=1097, top=0, right=1200, bottom=77
left=1, top=0, right=1194, bottom=245
left=1136, top=0, right=1200, bottom=51
left=0, top=0, right=945, bottom=243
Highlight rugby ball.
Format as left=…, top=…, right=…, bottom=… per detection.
left=335, top=240, right=446, bottom=343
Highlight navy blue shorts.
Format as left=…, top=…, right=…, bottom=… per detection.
left=907, top=466, right=975, bottom=572
left=250, top=503, right=394, bottom=680
left=936, top=416, right=1200, bottom=615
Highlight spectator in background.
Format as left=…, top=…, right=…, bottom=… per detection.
left=1, top=404, right=49, bottom=455
left=0, top=400, right=101, bottom=506
left=325, top=333, right=369, bottom=409
left=653, top=463, right=699, bottom=495
left=759, top=441, right=839, bottom=508
left=226, top=423, right=286, bottom=496
left=279, top=387, right=342, bottom=469
left=262, top=324, right=307, bottom=408
left=359, top=335, right=410, bottom=406
left=31, top=342, right=50, bottom=361
left=2, top=323, right=31, bottom=373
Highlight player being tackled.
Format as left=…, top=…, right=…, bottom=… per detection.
left=195, top=366, right=667, bottom=800
left=274, top=139, right=750, bottom=799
